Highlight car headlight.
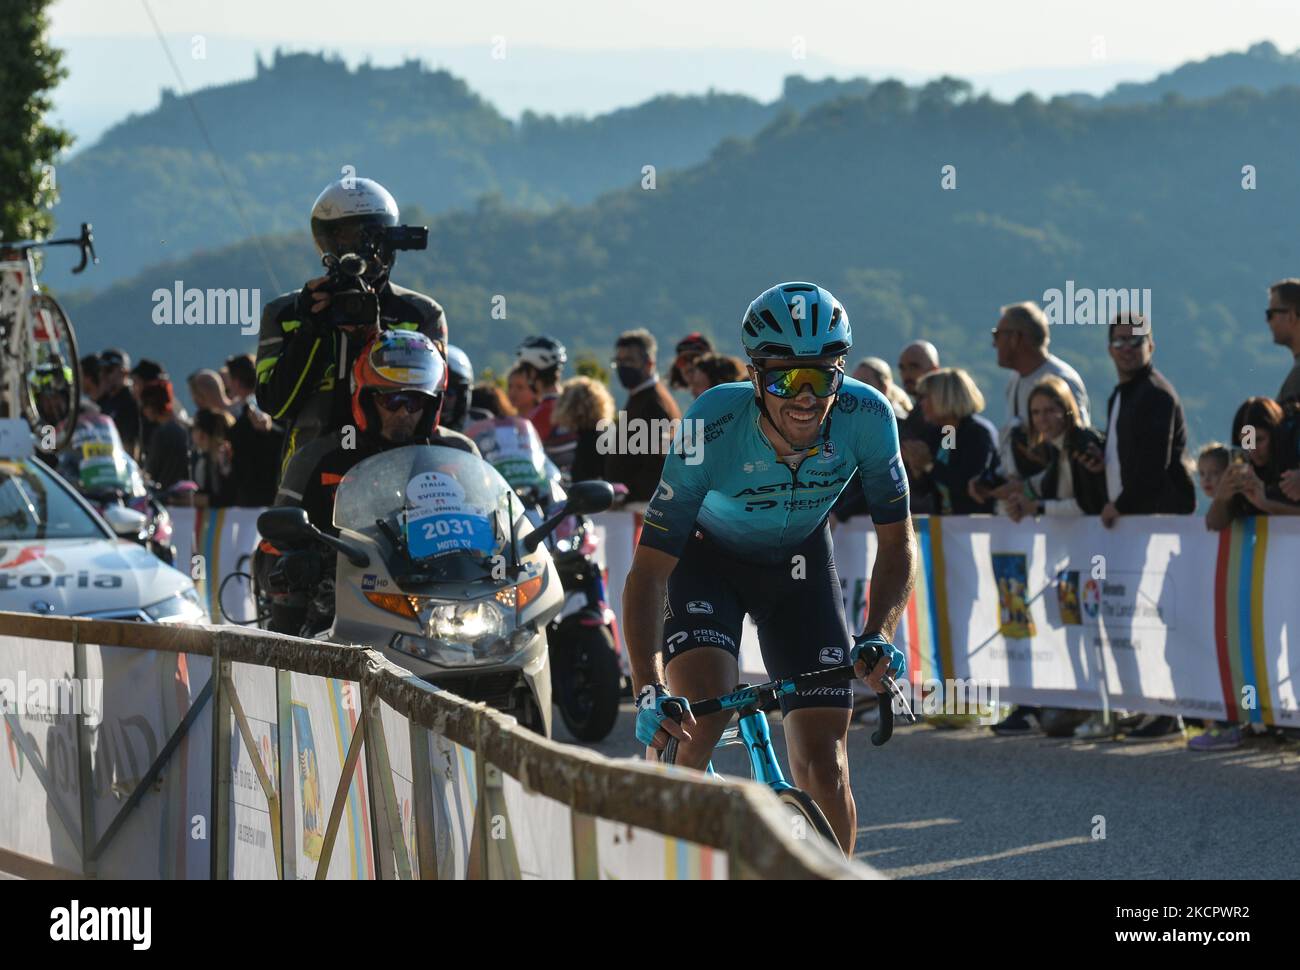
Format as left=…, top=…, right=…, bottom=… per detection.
left=145, top=587, right=207, bottom=623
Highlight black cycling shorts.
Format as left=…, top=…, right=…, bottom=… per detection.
left=661, top=521, right=853, bottom=714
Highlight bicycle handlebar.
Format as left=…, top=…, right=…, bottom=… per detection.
left=659, top=653, right=915, bottom=748
left=1, top=223, right=97, bottom=274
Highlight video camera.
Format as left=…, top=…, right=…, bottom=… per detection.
left=309, top=224, right=429, bottom=329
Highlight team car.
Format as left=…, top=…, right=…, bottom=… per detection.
left=0, top=424, right=205, bottom=623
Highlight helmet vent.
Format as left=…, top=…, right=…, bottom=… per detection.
left=759, top=309, right=784, bottom=334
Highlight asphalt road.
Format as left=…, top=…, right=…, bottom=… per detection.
left=554, top=705, right=1300, bottom=879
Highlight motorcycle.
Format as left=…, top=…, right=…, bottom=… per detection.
left=465, top=417, right=624, bottom=742
left=256, top=444, right=613, bottom=738
left=57, top=412, right=194, bottom=564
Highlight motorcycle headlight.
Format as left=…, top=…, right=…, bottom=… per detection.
left=390, top=599, right=535, bottom=668
left=145, top=587, right=206, bottom=623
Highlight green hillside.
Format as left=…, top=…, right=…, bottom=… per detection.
left=65, top=81, right=1300, bottom=447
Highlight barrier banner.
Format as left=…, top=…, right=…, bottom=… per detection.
left=87, top=645, right=213, bottom=878
left=171, top=506, right=265, bottom=625
left=228, top=661, right=279, bottom=879
left=904, top=516, right=1300, bottom=726
left=0, top=635, right=81, bottom=871
left=287, top=674, right=373, bottom=879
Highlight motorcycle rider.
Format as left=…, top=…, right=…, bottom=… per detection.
left=262, top=330, right=479, bottom=634
left=443, top=344, right=491, bottom=431
left=516, top=335, right=577, bottom=474
left=255, top=177, right=448, bottom=478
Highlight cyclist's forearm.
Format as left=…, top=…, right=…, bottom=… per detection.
left=622, top=568, right=668, bottom=692
left=862, top=522, right=916, bottom=640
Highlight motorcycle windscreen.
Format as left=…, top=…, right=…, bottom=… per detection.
left=333, top=445, right=514, bottom=572
left=463, top=416, right=552, bottom=492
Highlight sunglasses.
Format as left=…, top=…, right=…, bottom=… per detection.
left=375, top=391, right=430, bottom=413
left=761, top=365, right=843, bottom=398
left=1108, top=335, right=1147, bottom=349
left=1266, top=308, right=1294, bottom=320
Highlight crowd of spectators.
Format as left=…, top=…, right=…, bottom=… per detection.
left=85, top=276, right=1300, bottom=750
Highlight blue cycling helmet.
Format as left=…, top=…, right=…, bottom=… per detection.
left=741, top=282, right=852, bottom=360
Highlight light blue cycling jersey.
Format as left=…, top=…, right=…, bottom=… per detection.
left=639, top=378, right=909, bottom=564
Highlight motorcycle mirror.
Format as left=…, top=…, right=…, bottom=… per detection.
left=103, top=504, right=148, bottom=537
left=257, top=507, right=315, bottom=545
left=521, top=481, right=613, bottom=553
left=562, top=480, right=615, bottom=516
left=257, top=507, right=372, bottom=569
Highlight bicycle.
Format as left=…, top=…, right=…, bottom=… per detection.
left=659, top=648, right=916, bottom=853
left=0, top=222, right=97, bottom=452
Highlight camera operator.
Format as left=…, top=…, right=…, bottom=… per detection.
left=259, top=330, right=479, bottom=635
left=255, top=177, right=447, bottom=476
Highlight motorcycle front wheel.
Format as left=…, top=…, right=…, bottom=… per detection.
left=552, top=618, right=622, bottom=742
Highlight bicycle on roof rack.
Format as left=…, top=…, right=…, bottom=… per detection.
left=0, top=222, right=97, bottom=452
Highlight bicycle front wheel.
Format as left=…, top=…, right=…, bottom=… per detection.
left=776, top=787, right=842, bottom=855
left=22, top=293, right=81, bottom=451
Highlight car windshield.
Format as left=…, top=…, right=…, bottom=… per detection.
left=0, top=458, right=107, bottom=540
left=333, top=446, right=514, bottom=574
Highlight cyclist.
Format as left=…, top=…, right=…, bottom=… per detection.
left=261, top=330, right=477, bottom=634
left=516, top=335, right=578, bottom=474
left=622, top=282, right=916, bottom=853
left=255, top=177, right=448, bottom=477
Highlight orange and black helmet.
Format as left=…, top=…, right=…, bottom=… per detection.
left=350, top=330, right=446, bottom=436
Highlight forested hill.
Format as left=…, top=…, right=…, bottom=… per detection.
left=52, top=52, right=877, bottom=285
left=65, top=81, right=1300, bottom=445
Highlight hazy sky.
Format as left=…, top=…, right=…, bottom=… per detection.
left=48, top=0, right=1300, bottom=144
left=53, top=0, right=1300, bottom=67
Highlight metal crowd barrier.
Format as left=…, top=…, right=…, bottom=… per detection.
left=0, top=613, right=875, bottom=880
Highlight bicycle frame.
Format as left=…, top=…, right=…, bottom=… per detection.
left=664, top=660, right=913, bottom=784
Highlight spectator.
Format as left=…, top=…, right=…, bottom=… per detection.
left=96, top=349, right=143, bottom=460
left=1001, top=375, right=1106, bottom=521
left=191, top=408, right=235, bottom=508
left=687, top=353, right=747, bottom=397
left=1205, top=397, right=1300, bottom=530
left=896, top=341, right=942, bottom=514
left=984, top=302, right=1090, bottom=491
left=1188, top=442, right=1241, bottom=750
left=604, top=328, right=682, bottom=503
left=139, top=382, right=192, bottom=492
left=79, top=355, right=102, bottom=414
left=188, top=369, right=232, bottom=416
left=225, top=353, right=285, bottom=507
left=131, top=358, right=170, bottom=460
left=832, top=356, right=918, bottom=526
left=471, top=382, right=516, bottom=419
left=896, top=340, right=940, bottom=400
left=554, top=377, right=616, bottom=483
left=1196, top=443, right=1230, bottom=501
left=853, top=357, right=912, bottom=419
left=668, top=332, right=713, bottom=391
left=507, top=364, right=539, bottom=416
left=913, top=368, right=1000, bottom=515
left=1098, top=312, right=1196, bottom=528
left=1266, top=278, right=1300, bottom=407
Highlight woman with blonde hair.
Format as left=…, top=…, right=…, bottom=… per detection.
left=1003, top=375, right=1107, bottom=520
left=911, top=367, right=1000, bottom=514
left=554, top=376, right=616, bottom=483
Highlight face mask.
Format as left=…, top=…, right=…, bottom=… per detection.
left=617, top=365, right=644, bottom=389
